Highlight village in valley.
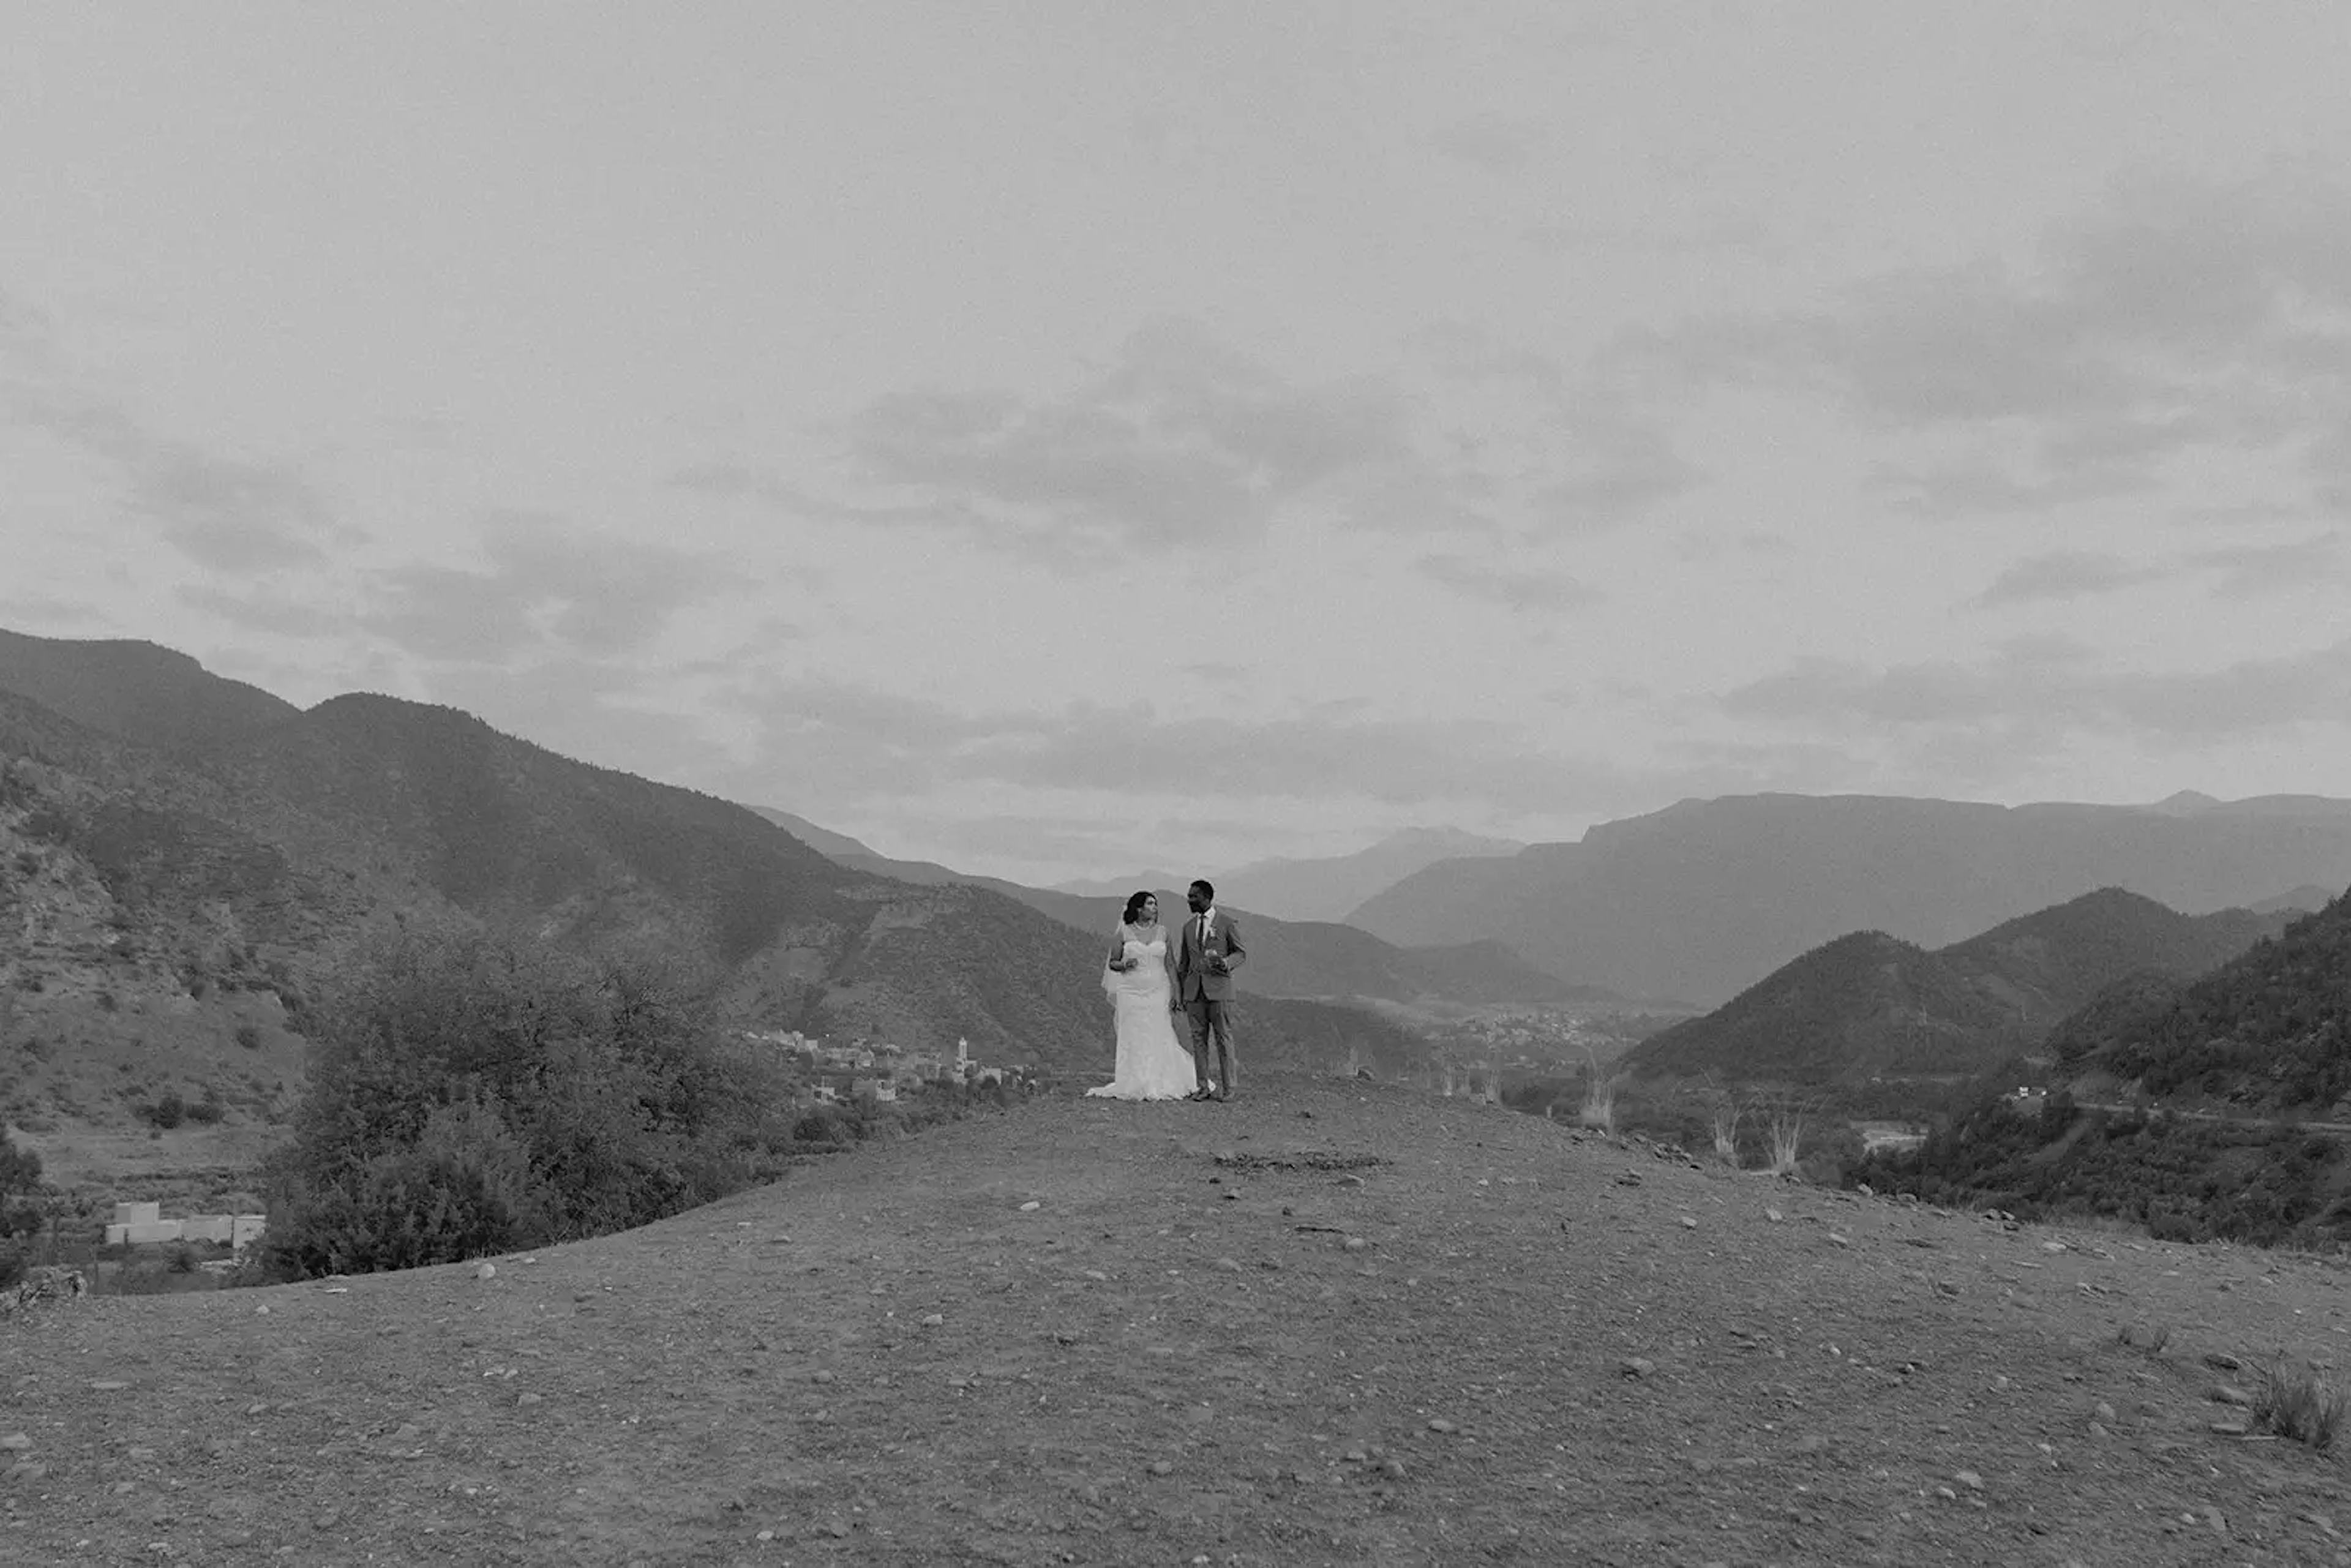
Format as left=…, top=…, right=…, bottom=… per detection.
left=739, top=1029, right=1037, bottom=1106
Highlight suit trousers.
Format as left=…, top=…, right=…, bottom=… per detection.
left=1182, top=996, right=1237, bottom=1097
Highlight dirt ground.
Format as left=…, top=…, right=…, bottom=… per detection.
left=10, top=1072, right=2351, bottom=1566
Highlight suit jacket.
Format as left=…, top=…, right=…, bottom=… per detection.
left=1175, top=908, right=1245, bottom=1002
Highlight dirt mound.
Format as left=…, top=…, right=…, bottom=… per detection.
left=7, top=1074, right=2351, bottom=1563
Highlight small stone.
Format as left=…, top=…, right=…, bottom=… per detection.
left=1427, top=1419, right=1457, bottom=1433
left=1213, top=1258, right=1240, bottom=1272
left=812, top=1370, right=834, bottom=1385
left=1381, top=1457, right=1406, bottom=1479
left=2203, top=1351, right=2243, bottom=1371
left=1343, top=1236, right=1369, bottom=1253
left=2211, top=1385, right=2254, bottom=1407
left=1679, top=1215, right=1698, bottom=1229
left=2093, top=1402, right=2118, bottom=1424
left=1019, top=1201, right=1041, bottom=1212
left=517, top=1392, right=543, bottom=1408
left=2211, top=1420, right=2250, bottom=1436
left=1621, top=1357, right=1657, bottom=1379
left=1082, top=1269, right=1108, bottom=1281
left=1765, top=1208, right=1783, bottom=1222
left=0, top=1435, right=29, bottom=1452
left=1221, top=1190, right=1240, bottom=1202
left=5, top=1462, right=50, bottom=1485
left=474, top=1263, right=496, bottom=1281
left=1826, top=1234, right=1851, bottom=1248
left=1955, top=1469, right=1984, bottom=1491
left=920, top=1313, right=945, bottom=1327
left=2042, top=1242, right=2066, bottom=1254
left=1148, top=1459, right=1174, bottom=1476
left=756, top=1530, right=774, bottom=1542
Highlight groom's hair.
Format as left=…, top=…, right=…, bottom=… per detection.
left=1190, top=879, right=1215, bottom=901
left=1122, top=891, right=1153, bottom=924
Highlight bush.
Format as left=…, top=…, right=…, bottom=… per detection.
left=258, top=929, right=788, bottom=1279
left=143, top=1091, right=186, bottom=1130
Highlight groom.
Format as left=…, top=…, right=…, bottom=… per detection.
left=1172, top=879, right=1245, bottom=1101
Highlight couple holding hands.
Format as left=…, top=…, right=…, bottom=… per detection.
left=1087, top=879, right=1245, bottom=1103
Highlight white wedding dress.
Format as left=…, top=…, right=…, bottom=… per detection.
left=1086, top=928, right=1198, bottom=1100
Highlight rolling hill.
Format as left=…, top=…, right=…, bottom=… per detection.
left=1056, top=827, right=1523, bottom=922
left=1619, top=888, right=2299, bottom=1089
left=2, top=638, right=1441, bottom=1160
left=741, top=814, right=1613, bottom=1010
left=1861, top=888, right=2351, bottom=1246
left=1350, top=792, right=2351, bottom=1006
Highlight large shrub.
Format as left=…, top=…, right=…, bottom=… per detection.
left=260, top=929, right=787, bottom=1278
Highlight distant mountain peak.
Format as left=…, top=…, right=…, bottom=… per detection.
left=2148, top=790, right=2224, bottom=816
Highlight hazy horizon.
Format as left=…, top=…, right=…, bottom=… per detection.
left=7, top=4, right=2350, bottom=883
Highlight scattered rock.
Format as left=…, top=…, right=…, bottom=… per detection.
left=1955, top=1469, right=1985, bottom=1492
left=0, top=1435, right=30, bottom=1452
left=2093, top=1402, right=2118, bottom=1424
left=812, top=1371, right=834, bottom=1385
left=1826, top=1234, right=1851, bottom=1249
left=1765, top=1208, right=1783, bottom=1223
left=1620, top=1358, right=1657, bottom=1380
left=1148, top=1460, right=1174, bottom=1476
left=2203, top=1351, right=2244, bottom=1372
left=2211, top=1420, right=2251, bottom=1437
left=1213, top=1258, right=1241, bottom=1272
left=1019, top=1201, right=1041, bottom=1213
left=1678, top=1216, right=1698, bottom=1229
left=1427, top=1419, right=1458, bottom=1434
left=920, top=1314, right=946, bottom=1327
left=517, top=1393, right=543, bottom=1408
left=474, top=1263, right=496, bottom=1281
left=1342, top=1236, right=1369, bottom=1253
left=2210, top=1386, right=2254, bottom=1408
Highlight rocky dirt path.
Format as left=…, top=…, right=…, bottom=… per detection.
left=9, top=1074, right=2351, bottom=1565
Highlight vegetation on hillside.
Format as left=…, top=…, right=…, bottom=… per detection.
left=1621, top=889, right=2297, bottom=1094
left=258, top=930, right=798, bottom=1278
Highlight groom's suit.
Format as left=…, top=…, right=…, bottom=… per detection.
left=1174, top=906, right=1245, bottom=1098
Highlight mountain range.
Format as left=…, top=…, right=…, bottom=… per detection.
left=1349, top=792, right=2351, bottom=1006
left=0, top=634, right=1440, bottom=1148
left=1051, top=827, right=1523, bottom=923
left=1619, top=887, right=2300, bottom=1090
left=745, top=808, right=1608, bottom=1010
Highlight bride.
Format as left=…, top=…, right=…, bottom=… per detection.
left=1086, top=891, right=1198, bottom=1100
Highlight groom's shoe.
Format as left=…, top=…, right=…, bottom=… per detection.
left=1185, top=1087, right=1213, bottom=1102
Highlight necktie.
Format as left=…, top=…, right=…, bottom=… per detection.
left=1198, top=914, right=1209, bottom=948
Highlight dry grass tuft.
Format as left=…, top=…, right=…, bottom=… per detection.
left=2251, top=1353, right=2348, bottom=1450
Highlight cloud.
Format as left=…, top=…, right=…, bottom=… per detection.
left=1654, top=173, right=2351, bottom=518
left=0, top=592, right=106, bottom=629
left=1416, top=554, right=1599, bottom=613
left=1723, top=637, right=2351, bottom=744
left=831, top=318, right=1418, bottom=552
left=1, top=291, right=338, bottom=571
left=1428, top=114, right=1545, bottom=173
left=178, top=583, right=346, bottom=639
left=361, top=512, right=729, bottom=666
left=1972, top=549, right=2165, bottom=607
left=2194, top=531, right=2345, bottom=598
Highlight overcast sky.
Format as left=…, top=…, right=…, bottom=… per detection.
left=6, top=4, right=2350, bottom=883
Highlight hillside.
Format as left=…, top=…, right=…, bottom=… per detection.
left=1621, top=888, right=2296, bottom=1089
left=2061, top=888, right=2351, bottom=1116
left=13, top=1078, right=2351, bottom=1565
left=2, top=670, right=1438, bottom=1174
left=1856, top=890, right=2351, bottom=1245
left=741, top=814, right=1606, bottom=1009
left=1060, top=827, right=1523, bottom=922
left=0, top=628, right=297, bottom=752
left=1351, top=792, right=2351, bottom=1005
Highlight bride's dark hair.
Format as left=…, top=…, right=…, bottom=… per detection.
left=1122, top=890, right=1154, bottom=925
